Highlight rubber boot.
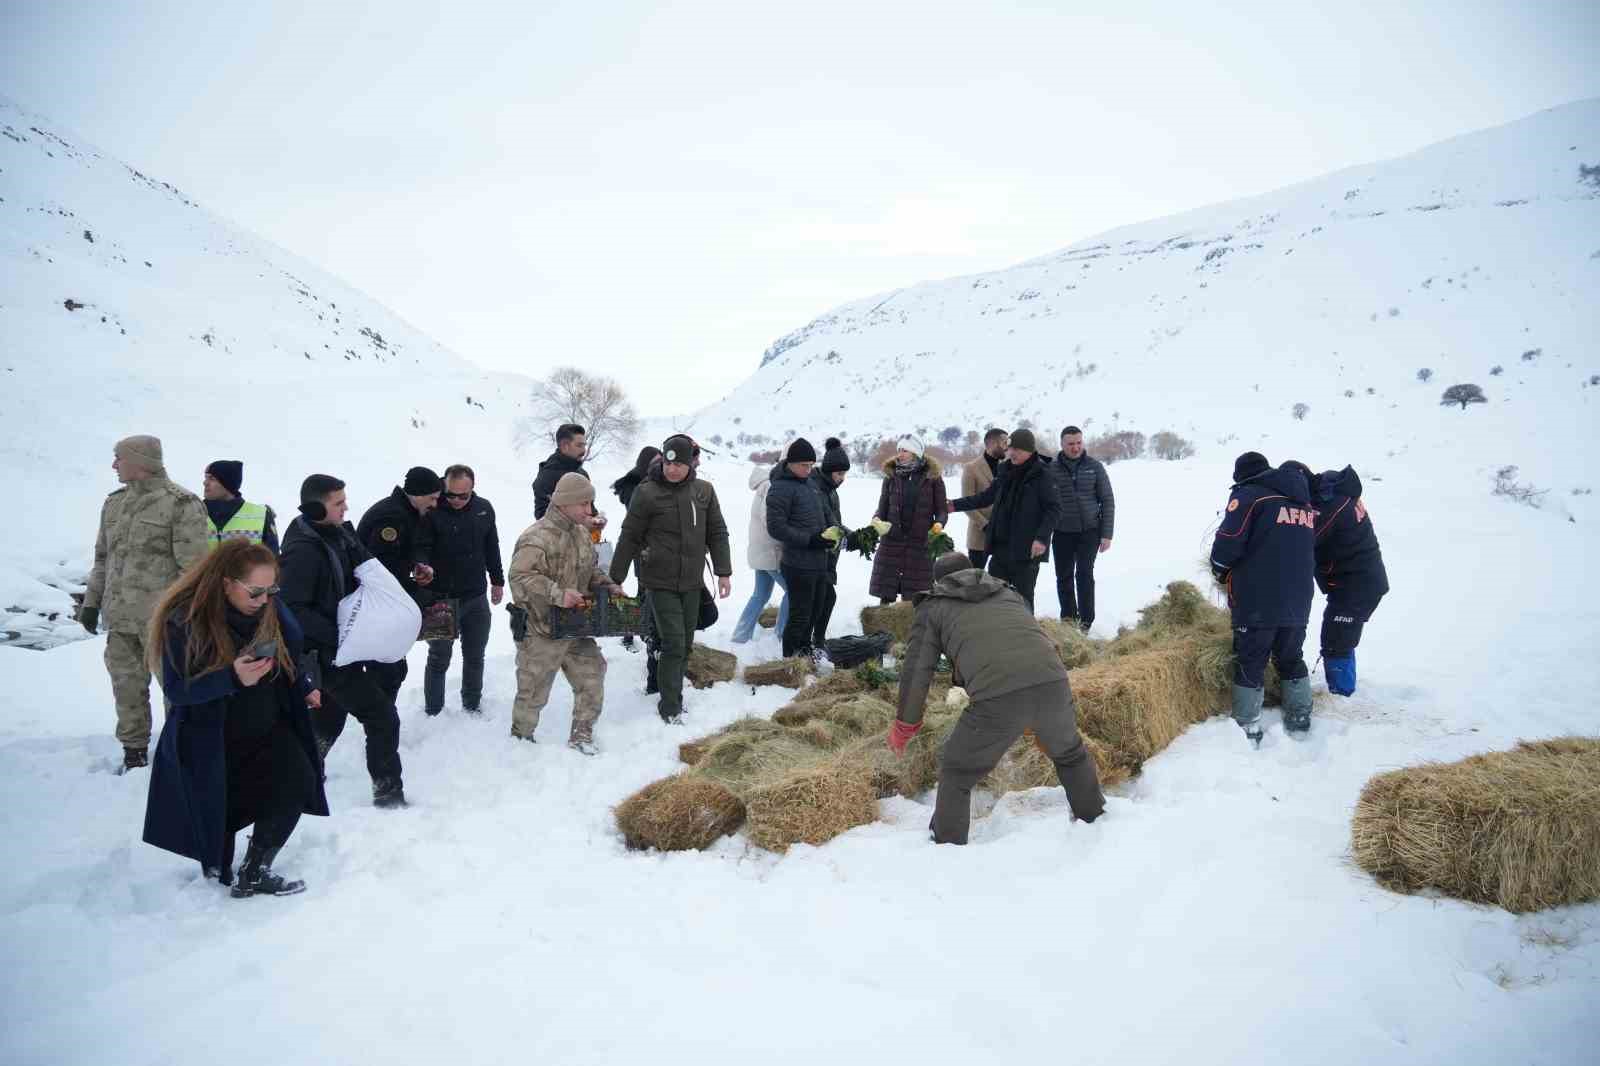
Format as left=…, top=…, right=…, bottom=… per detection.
left=230, top=837, right=305, bottom=898
left=1282, top=675, right=1313, bottom=734
left=1323, top=651, right=1356, bottom=697
left=1231, top=684, right=1265, bottom=747
left=372, top=777, right=408, bottom=809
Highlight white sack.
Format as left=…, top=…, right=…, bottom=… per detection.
left=333, top=558, right=422, bottom=666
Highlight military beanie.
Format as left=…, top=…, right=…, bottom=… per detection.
left=933, top=551, right=975, bottom=582
left=115, top=434, right=164, bottom=473
left=550, top=472, right=595, bottom=507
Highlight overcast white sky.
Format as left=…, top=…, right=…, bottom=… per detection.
left=4, top=1, right=1596, bottom=414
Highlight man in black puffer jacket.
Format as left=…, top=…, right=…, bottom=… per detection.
left=766, top=438, right=834, bottom=658
left=1210, top=452, right=1315, bottom=743
left=1311, top=465, right=1388, bottom=697
left=421, top=464, right=505, bottom=716
left=950, top=428, right=1059, bottom=610
left=1048, top=426, right=1115, bottom=631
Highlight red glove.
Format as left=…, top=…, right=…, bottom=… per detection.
left=887, top=720, right=923, bottom=754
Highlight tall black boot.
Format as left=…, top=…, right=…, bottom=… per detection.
left=644, top=646, right=660, bottom=695
left=230, top=837, right=305, bottom=898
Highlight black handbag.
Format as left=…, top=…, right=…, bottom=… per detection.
left=696, top=585, right=718, bottom=630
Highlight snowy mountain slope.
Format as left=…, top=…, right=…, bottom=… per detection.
left=690, top=99, right=1599, bottom=502
left=0, top=97, right=543, bottom=644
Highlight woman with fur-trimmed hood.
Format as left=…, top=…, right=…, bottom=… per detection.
left=869, top=435, right=947, bottom=602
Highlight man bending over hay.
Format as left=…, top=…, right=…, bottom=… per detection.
left=887, top=552, right=1104, bottom=844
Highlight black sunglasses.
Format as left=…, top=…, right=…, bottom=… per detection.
left=443, top=491, right=472, bottom=500
left=232, top=580, right=280, bottom=600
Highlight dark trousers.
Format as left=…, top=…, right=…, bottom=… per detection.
left=1232, top=625, right=1310, bottom=689
left=932, top=679, right=1105, bottom=845
left=813, top=574, right=838, bottom=650
left=1052, top=529, right=1100, bottom=627
left=315, top=661, right=403, bottom=787
left=968, top=549, right=990, bottom=573
left=780, top=564, right=829, bottom=657
left=227, top=719, right=315, bottom=850
left=647, top=587, right=700, bottom=715
left=989, top=555, right=1041, bottom=612
left=1320, top=592, right=1384, bottom=657
left=424, top=593, right=491, bottom=712
left=369, top=658, right=408, bottom=707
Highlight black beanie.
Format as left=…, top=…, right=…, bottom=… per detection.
left=206, top=460, right=243, bottom=495
left=662, top=435, right=696, bottom=464
left=820, top=436, right=849, bottom=473
left=933, top=551, right=975, bottom=581
left=403, top=466, right=443, bottom=495
left=1233, top=451, right=1271, bottom=484
left=785, top=437, right=818, bottom=464
left=1009, top=428, right=1037, bottom=454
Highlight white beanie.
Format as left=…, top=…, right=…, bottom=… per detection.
left=896, top=435, right=924, bottom=457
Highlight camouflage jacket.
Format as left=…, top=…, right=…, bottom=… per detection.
left=84, top=475, right=210, bottom=633
left=508, top=507, right=610, bottom=639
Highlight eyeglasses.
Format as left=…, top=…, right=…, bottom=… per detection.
left=443, top=491, right=472, bottom=500
left=233, top=581, right=279, bottom=600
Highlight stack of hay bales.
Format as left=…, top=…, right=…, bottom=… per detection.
left=742, top=657, right=815, bottom=689
left=1351, top=739, right=1600, bottom=913
left=617, top=581, right=1237, bottom=853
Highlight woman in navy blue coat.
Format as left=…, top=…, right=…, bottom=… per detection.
left=143, top=540, right=328, bottom=897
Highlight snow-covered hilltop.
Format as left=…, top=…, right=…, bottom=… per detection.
left=0, top=97, right=537, bottom=644
left=691, top=99, right=1599, bottom=485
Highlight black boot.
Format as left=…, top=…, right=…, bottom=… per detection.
left=644, top=651, right=660, bottom=696
left=120, top=747, right=148, bottom=773
left=373, top=777, right=408, bottom=808
left=230, top=837, right=305, bottom=898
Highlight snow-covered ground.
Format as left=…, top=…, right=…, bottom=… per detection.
left=2, top=447, right=1595, bottom=1065
left=1, top=95, right=1595, bottom=1063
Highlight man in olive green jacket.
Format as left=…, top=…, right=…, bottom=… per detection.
left=889, top=552, right=1104, bottom=843
left=609, top=434, right=733, bottom=722
left=79, top=435, right=210, bottom=770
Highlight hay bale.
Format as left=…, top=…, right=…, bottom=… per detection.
left=1107, top=581, right=1230, bottom=658
left=742, top=656, right=815, bottom=689
left=1070, top=642, right=1222, bottom=765
left=1038, top=618, right=1098, bottom=668
left=685, top=643, right=738, bottom=689
left=1351, top=738, right=1600, bottom=913
left=982, top=731, right=1135, bottom=796
left=615, top=774, right=746, bottom=851
left=860, top=601, right=916, bottom=643
left=792, top=667, right=880, bottom=704
left=678, top=736, right=714, bottom=765
left=758, top=605, right=778, bottom=629
left=696, top=721, right=826, bottom=792
left=744, top=759, right=880, bottom=852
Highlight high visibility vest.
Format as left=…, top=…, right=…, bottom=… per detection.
left=208, top=501, right=269, bottom=548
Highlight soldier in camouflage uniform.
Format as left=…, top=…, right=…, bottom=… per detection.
left=507, top=473, right=621, bottom=754
left=78, top=435, right=210, bottom=771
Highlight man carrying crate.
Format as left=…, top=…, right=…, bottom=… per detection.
left=507, top=473, right=623, bottom=754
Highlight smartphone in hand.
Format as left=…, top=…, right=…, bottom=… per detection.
left=250, top=640, right=279, bottom=662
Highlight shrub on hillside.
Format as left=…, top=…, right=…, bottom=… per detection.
left=1150, top=431, right=1195, bottom=460
left=1087, top=430, right=1146, bottom=464
left=1292, top=403, right=1310, bottom=421
left=1494, top=465, right=1548, bottom=508
left=1417, top=367, right=1434, bottom=383
left=1440, top=384, right=1488, bottom=410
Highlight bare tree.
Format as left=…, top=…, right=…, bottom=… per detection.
left=514, top=366, right=639, bottom=461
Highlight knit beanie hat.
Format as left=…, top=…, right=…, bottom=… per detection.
left=114, top=434, right=164, bottom=473
left=785, top=437, right=818, bottom=464
left=896, top=435, right=924, bottom=457
left=403, top=466, right=443, bottom=495
left=1008, top=428, right=1037, bottom=454
left=662, top=435, right=697, bottom=464
left=550, top=472, right=595, bottom=507
left=206, top=460, right=243, bottom=494
left=1233, top=451, right=1271, bottom=484
left=820, top=437, right=850, bottom=474
left=933, top=551, right=976, bottom=582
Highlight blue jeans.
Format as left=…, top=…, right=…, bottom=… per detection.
left=732, top=569, right=789, bottom=642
